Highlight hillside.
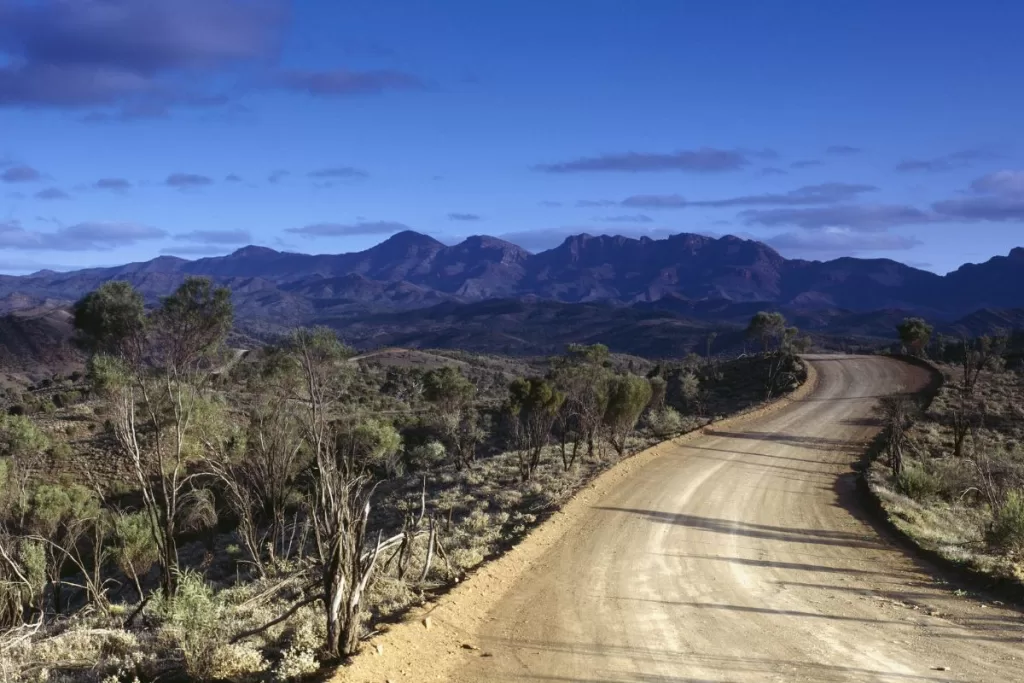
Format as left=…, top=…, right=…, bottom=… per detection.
left=1, top=232, right=1021, bottom=321
left=0, top=231, right=1022, bottom=366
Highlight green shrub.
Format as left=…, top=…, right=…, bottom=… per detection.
left=49, top=442, right=73, bottom=461
left=988, top=489, right=1024, bottom=554
left=895, top=465, right=941, bottom=500
left=149, top=570, right=225, bottom=681
left=647, top=407, right=684, bottom=437
left=407, top=440, right=446, bottom=471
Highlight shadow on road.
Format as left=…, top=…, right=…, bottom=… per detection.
left=594, top=508, right=886, bottom=549
left=468, top=638, right=956, bottom=682
left=702, top=429, right=862, bottom=454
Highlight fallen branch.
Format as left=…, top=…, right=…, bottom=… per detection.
left=230, top=593, right=324, bottom=644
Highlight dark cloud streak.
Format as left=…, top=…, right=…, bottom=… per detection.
left=1, top=165, right=42, bottom=183
left=94, top=178, right=132, bottom=191
left=535, top=147, right=750, bottom=173
left=896, top=149, right=1000, bottom=172
left=166, top=172, right=213, bottom=188
left=0, top=220, right=166, bottom=250
left=276, top=69, right=425, bottom=96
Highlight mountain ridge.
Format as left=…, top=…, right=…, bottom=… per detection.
left=0, top=231, right=1020, bottom=332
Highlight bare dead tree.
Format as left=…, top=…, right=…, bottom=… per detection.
left=877, top=391, right=916, bottom=476
left=291, top=327, right=390, bottom=659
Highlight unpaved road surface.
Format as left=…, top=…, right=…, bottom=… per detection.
left=448, top=356, right=1024, bottom=682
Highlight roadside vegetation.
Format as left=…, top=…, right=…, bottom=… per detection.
left=871, top=321, right=1024, bottom=583
left=0, top=286, right=807, bottom=683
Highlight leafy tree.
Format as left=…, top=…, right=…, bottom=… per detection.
left=746, top=311, right=787, bottom=353
left=74, top=277, right=233, bottom=598
left=960, top=335, right=1006, bottom=395
left=340, top=417, right=402, bottom=476
left=648, top=376, right=667, bottom=412
left=423, top=367, right=481, bottom=469
left=551, top=344, right=610, bottom=469
left=73, top=281, right=146, bottom=360
left=897, top=317, right=933, bottom=357
left=207, top=357, right=307, bottom=572
left=603, top=375, right=653, bottom=456
left=506, top=378, right=564, bottom=480
left=746, top=312, right=803, bottom=398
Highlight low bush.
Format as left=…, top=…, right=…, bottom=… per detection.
left=896, top=464, right=941, bottom=500
left=646, top=406, right=683, bottom=437
left=988, top=489, right=1024, bottom=554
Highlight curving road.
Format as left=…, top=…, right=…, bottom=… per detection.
left=454, top=356, right=1024, bottom=682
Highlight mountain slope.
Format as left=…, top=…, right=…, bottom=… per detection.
left=0, top=231, right=1020, bottom=334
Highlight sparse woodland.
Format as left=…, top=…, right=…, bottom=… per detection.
left=872, top=323, right=1024, bottom=582
left=0, top=282, right=807, bottom=683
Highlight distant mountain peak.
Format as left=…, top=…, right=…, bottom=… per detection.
left=378, top=230, right=444, bottom=250
left=230, top=245, right=280, bottom=258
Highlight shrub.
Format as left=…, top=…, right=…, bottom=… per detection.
left=407, top=440, right=447, bottom=471
left=209, top=643, right=268, bottom=682
left=647, top=407, right=684, bottom=437
left=150, top=570, right=224, bottom=681
left=988, top=489, right=1024, bottom=554
left=49, top=442, right=73, bottom=461
left=895, top=465, right=941, bottom=500
left=274, top=646, right=320, bottom=682
left=53, top=390, right=81, bottom=408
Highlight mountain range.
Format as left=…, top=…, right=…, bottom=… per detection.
left=0, top=231, right=1022, bottom=361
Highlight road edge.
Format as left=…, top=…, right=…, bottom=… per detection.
left=857, top=356, right=1024, bottom=606
left=339, top=358, right=820, bottom=682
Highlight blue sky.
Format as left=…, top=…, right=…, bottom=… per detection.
left=1, top=0, right=1023, bottom=275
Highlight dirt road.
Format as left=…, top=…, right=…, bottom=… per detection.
left=446, top=356, right=1023, bottom=682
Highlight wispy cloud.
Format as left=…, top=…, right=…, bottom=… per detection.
left=0, top=0, right=287, bottom=117
left=535, top=147, right=750, bottom=173
left=825, top=145, right=862, bottom=156
left=896, top=148, right=1000, bottom=173
left=308, top=166, right=369, bottom=179
left=268, top=169, right=289, bottom=184
left=597, top=214, right=653, bottom=223
left=166, top=172, right=213, bottom=188
left=742, top=204, right=934, bottom=230
left=275, top=69, right=425, bottom=96
left=620, top=183, right=876, bottom=209
left=174, top=229, right=251, bottom=244
left=932, top=169, right=1024, bottom=221
left=0, top=219, right=166, bottom=250
left=34, top=187, right=70, bottom=200
left=620, top=194, right=687, bottom=209
left=766, top=228, right=922, bottom=253
left=1, top=165, right=42, bottom=183
left=286, top=221, right=410, bottom=237
left=448, top=213, right=481, bottom=221
left=790, top=159, right=822, bottom=169
left=94, top=178, right=132, bottom=191
left=160, top=245, right=233, bottom=257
